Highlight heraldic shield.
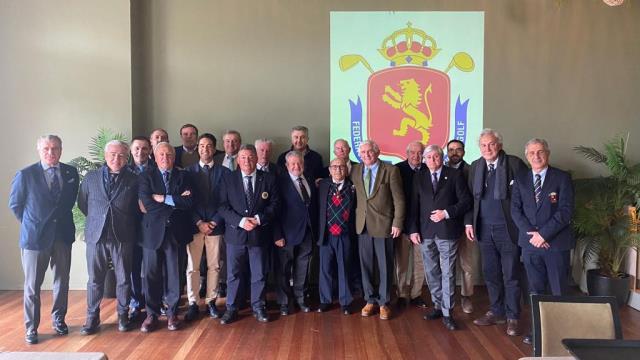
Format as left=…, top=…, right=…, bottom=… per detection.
left=367, top=66, right=450, bottom=159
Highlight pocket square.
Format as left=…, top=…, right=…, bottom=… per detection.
left=509, top=180, right=514, bottom=185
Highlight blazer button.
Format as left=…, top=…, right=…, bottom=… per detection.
left=53, top=219, right=57, bottom=223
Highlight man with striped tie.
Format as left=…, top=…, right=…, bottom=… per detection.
left=511, top=138, right=575, bottom=344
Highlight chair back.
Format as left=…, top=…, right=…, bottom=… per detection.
left=531, top=294, right=623, bottom=357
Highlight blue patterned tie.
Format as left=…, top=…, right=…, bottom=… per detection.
left=163, top=171, right=170, bottom=193
left=49, top=167, right=61, bottom=200
left=432, top=172, right=438, bottom=193
left=245, top=175, right=254, bottom=209
left=534, top=174, right=542, bottom=206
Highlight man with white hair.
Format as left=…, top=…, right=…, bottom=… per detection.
left=9, top=135, right=79, bottom=344
left=77, top=140, right=140, bottom=335
left=408, top=144, right=472, bottom=331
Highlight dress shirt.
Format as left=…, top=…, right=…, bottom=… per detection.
left=41, top=162, right=62, bottom=190
left=289, top=173, right=311, bottom=201
left=222, top=154, right=237, bottom=170
left=362, top=160, right=380, bottom=192
left=199, top=160, right=214, bottom=169
left=531, top=167, right=548, bottom=188
left=257, top=162, right=270, bottom=172
left=238, top=170, right=260, bottom=227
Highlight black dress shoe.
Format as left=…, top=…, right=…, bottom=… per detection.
left=341, top=305, right=351, bottom=315
left=280, top=304, right=290, bottom=316
left=297, top=302, right=311, bottom=313
left=140, top=315, right=158, bottom=333
left=217, top=283, right=227, bottom=298
left=25, top=331, right=38, bottom=344
left=253, top=308, right=269, bottom=323
left=167, top=315, right=181, bottom=331
left=129, top=307, right=142, bottom=322
left=523, top=334, right=533, bottom=345
left=396, top=297, right=408, bottom=308
left=208, top=301, right=222, bottom=319
left=80, top=322, right=100, bottom=336
left=220, top=310, right=237, bottom=325
left=184, top=303, right=199, bottom=321
left=317, top=303, right=331, bottom=313
left=443, top=316, right=458, bottom=331
left=118, top=314, right=130, bottom=332
left=53, top=321, right=69, bottom=335
left=410, top=297, right=428, bottom=309
left=424, top=308, right=444, bottom=320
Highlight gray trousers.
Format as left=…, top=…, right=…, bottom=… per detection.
left=359, top=232, right=394, bottom=306
left=86, top=238, right=133, bottom=322
left=420, top=236, right=458, bottom=317
left=21, top=239, right=72, bottom=333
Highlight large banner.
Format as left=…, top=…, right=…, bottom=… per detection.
left=330, top=11, right=484, bottom=163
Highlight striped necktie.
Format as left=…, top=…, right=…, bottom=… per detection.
left=534, top=173, right=542, bottom=205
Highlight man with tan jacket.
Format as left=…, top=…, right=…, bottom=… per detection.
left=352, top=140, right=405, bottom=320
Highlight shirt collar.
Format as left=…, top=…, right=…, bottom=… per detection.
left=289, top=173, right=306, bottom=183
left=241, top=170, right=256, bottom=177
left=41, top=162, right=60, bottom=171
left=199, top=160, right=214, bottom=168
left=532, top=167, right=548, bottom=178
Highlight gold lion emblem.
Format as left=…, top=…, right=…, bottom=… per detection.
left=383, top=78, right=433, bottom=144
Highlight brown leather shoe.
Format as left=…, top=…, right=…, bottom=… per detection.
left=473, top=311, right=506, bottom=326
left=361, top=303, right=378, bottom=317
left=506, top=319, right=521, bottom=336
left=461, top=296, right=474, bottom=314
left=379, top=305, right=391, bottom=320
left=167, top=315, right=181, bottom=331
left=140, top=315, right=157, bottom=333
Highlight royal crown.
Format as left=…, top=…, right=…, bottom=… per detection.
left=378, top=22, right=441, bottom=66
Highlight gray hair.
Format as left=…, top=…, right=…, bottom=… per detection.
left=285, top=150, right=304, bottom=163
left=406, top=140, right=425, bottom=154
left=37, top=135, right=62, bottom=149
left=423, top=144, right=444, bottom=157
left=223, top=130, right=242, bottom=142
left=524, top=138, right=550, bottom=155
left=154, top=141, right=175, bottom=154
left=478, top=128, right=503, bottom=146
left=358, top=140, right=380, bottom=155
left=104, top=139, right=130, bottom=154
left=334, top=138, right=350, bottom=149
left=254, top=138, right=274, bottom=147
left=238, top=143, right=256, bottom=155
left=291, top=125, right=309, bottom=136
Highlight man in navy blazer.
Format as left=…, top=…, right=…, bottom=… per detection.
left=218, top=144, right=282, bottom=324
left=408, top=145, right=472, bottom=331
left=511, top=138, right=574, bottom=344
left=77, top=140, right=140, bottom=335
left=9, top=135, right=79, bottom=344
left=138, top=142, right=194, bottom=332
left=183, top=133, right=230, bottom=321
left=274, top=150, right=318, bottom=314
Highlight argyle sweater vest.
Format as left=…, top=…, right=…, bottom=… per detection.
left=326, top=183, right=353, bottom=236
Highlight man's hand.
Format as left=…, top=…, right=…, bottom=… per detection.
left=527, top=231, right=550, bottom=249
left=275, top=238, right=285, bottom=247
left=429, top=210, right=446, bottom=223
left=391, top=226, right=401, bottom=238
left=138, top=199, right=147, bottom=214
left=465, top=225, right=475, bottom=241
left=181, top=190, right=191, bottom=196
left=197, top=221, right=215, bottom=235
left=241, top=217, right=258, bottom=231
left=152, top=194, right=165, bottom=203
left=409, top=233, right=421, bottom=245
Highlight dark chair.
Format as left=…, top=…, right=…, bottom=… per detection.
left=531, top=294, right=623, bottom=357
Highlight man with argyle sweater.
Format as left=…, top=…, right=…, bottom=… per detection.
left=317, top=158, right=356, bottom=315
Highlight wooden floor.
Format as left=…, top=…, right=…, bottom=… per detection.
left=1, top=288, right=639, bottom=359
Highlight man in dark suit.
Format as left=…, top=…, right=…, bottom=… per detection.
left=317, top=158, right=356, bottom=314
left=352, top=140, right=405, bottom=320
left=511, top=138, right=575, bottom=344
left=464, top=128, right=527, bottom=337
left=138, top=142, right=194, bottom=332
left=408, top=145, right=472, bottom=331
left=274, top=151, right=317, bottom=314
left=276, top=126, right=324, bottom=184
left=183, top=133, right=230, bottom=321
left=445, top=139, right=477, bottom=314
left=218, top=144, right=282, bottom=324
left=127, top=136, right=154, bottom=321
left=394, top=141, right=427, bottom=309
left=77, top=140, right=140, bottom=334
left=174, top=123, right=199, bottom=169
left=255, top=138, right=281, bottom=176
left=9, top=135, right=79, bottom=344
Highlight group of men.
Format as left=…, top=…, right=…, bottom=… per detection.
left=9, top=125, right=574, bottom=346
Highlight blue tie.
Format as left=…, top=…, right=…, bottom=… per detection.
left=163, top=171, right=170, bottom=192
left=534, top=174, right=542, bottom=206
left=49, top=167, right=61, bottom=200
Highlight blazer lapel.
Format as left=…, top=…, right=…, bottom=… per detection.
left=369, top=164, right=385, bottom=198
left=434, top=168, right=447, bottom=197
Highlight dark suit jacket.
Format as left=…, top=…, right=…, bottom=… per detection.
left=464, top=151, right=527, bottom=243
left=78, top=166, right=140, bottom=244
left=139, top=167, right=194, bottom=250
left=511, top=166, right=575, bottom=252
left=396, top=160, right=425, bottom=233
left=218, top=170, right=280, bottom=246
left=407, top=166, right=472, bottom=239
left=9, top=162, right=79, bottom=250
left=258, top=161, right=283, bottom=177
left=277, top=146, right=324, bottom=184
left=316, top=178, right=356, bottom=245
left=274, top=173, right=318, bottom=247
left=352, top=161, right=405, bottom=238
left=185, top=162, right=230, bottom=236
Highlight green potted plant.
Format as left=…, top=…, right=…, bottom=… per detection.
left=69, top=128, right=128, bottom=298
left=573, top=134, right=640, bottom=305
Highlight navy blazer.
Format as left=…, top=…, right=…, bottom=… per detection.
left=9, top=162, right=79, bottom=250
left=139, top=167, right=194, bottom=249
left=396, top=160, right=425, bottom=232
left=407, top=166, right=472, bottom=239
left=275, top=173, right=318, bottom=247
left=218, top=169, right=280, bottom=246
left=78, top=166, right=140, bottom=244
left=316, top=178, right=356, bottom=246
left=511, top=166, right=575, bottom=252
left=185, top=162, right=230, bottom=235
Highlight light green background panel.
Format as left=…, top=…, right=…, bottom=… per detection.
left=331, top=11, right=484, bottom=162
